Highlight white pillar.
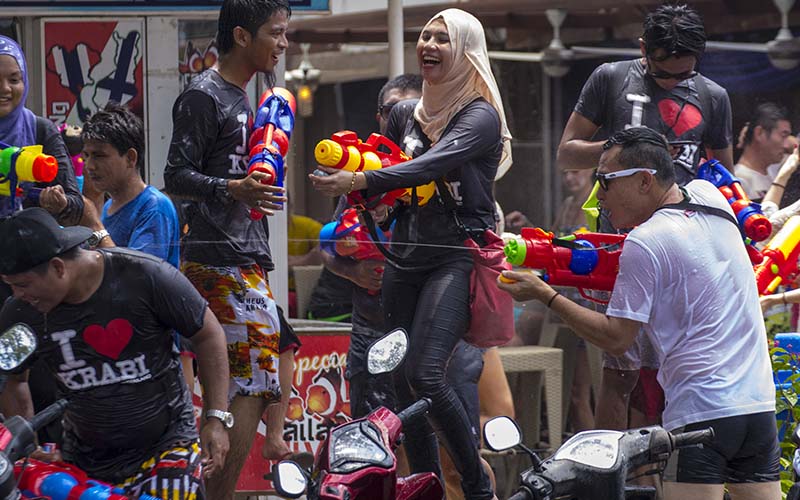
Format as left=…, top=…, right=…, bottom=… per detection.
left=388, top=0, right=404, bottom=77
left=270, top=56, right=289, bottom=313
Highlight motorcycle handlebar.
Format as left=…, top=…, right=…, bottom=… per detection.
left=507, top=487, right=533, bottom=500
left=397, top=398, right=432, bottom=427
left=29, top=399, right=67, bottom=432
left=672, top=428, right=714, bottom=449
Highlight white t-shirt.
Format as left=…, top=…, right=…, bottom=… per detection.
left=606, top=180, right=775, bottom=431
left=734, top=163, right=780, bottom=201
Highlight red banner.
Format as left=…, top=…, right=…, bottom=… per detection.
left=42, top=19, right=145, bottom=127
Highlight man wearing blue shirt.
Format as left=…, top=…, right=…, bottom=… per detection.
left=80, top=102, right=180, bottom=266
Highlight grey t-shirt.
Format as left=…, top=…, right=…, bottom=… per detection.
left=575, top=59, right=732, bottom=185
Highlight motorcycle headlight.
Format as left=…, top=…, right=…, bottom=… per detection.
left=329, top=421, right=392, bottom=473
left=553, top=430, right=623, bottom=470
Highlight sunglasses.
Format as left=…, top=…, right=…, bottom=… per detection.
left=646, top=56, right=697, bottom=81
left=378, top=103, right=396, bottom=120
left=593, top=168, right=657, bottom=191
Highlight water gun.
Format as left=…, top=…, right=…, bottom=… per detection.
left=314, top=130, right=436, bottom=207
left=247, top=87, right=296, bottom=220
left=753, top=215, right=800, bottom=295
left=503, top=227, right=626, bottom=303
left=58, top=123, right=84, bottom=193
left=0, top=142, right=57, bottom=200
left=696, top=159, right=771, bottom=263
left=14, top=459, right=159, bottom=500
left=319, top=207, right=389, bottom=262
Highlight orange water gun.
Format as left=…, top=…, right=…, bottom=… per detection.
left=314, top=130, right=436, bottom=207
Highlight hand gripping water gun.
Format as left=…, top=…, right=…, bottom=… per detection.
left=14, top=459, right=159, bottom=500
left=753, top=215, right=800, bottom=295
left=0, top=142, right=58, bottom=198
left=319, top=207, right=390, bottom=262
left=696, top=159, right=771, bottom=263
left=503, top=227, right=626, bottom=303
left=314, top=130, right=436, bottom=207
left=319, top=208, right=389, bottom=295
left=247, top=87, right=296, bottom=220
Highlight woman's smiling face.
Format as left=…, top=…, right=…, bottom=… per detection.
left=417, top=18, right=452, bottom=85
left=0, top=54, right=23, bottom=119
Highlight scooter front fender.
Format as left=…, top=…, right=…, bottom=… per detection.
left=396, top=472, right=443, bottom=500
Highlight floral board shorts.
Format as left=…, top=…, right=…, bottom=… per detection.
left=182, top=261, right=282, bottom=404
left=118, top=442, right=204, bottom=499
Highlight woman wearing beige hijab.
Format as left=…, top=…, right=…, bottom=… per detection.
left=311, top=9, right=509, bottom=499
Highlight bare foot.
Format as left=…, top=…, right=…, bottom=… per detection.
left=262, top=437, right=291, bottom=461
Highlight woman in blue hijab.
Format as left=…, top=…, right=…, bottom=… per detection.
left=0, top=35, right=83, bottom=224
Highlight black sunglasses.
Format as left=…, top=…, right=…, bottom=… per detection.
left=378, top=103, right=396, bottom=120
left=593, top=168, right=657, bottom=191
left=646, top=56, right=697, bottom=81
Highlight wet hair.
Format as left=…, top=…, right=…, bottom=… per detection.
left=739, top=102, right=790, bottom=148
left=377, top=73, right=423, bottom=107
left=642, top=4, right=706, bottom=60
left=603, top=127, right=675, bottom=185
left=81, top=101, right=145, bottom=177
left=216, top=0, right=291, bottom=54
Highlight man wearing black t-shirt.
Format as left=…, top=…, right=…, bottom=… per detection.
left=0, top=208, right=230, bottom=499
left=164, top=1, right=293, bottom=497
left=556, top=4, right=734, bottom=436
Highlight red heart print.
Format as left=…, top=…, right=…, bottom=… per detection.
left=83, top=319, right=134, bottom=360
left=658, top=99, right=702, bottom=136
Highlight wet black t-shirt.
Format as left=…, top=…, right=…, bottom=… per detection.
left=0, top=248, right=206, bottom=483
left=164, top=69, right=274, bottom=270
left=364, top=98, right=501, bottom=267
left=575, top=59, right=732, bottom=185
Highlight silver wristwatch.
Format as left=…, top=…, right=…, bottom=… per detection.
left=206, top=409, right=235, bottom=429
left=87, top=229, right=109, bottom=248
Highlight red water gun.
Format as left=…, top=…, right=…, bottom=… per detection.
left=754, top=215, right=800, bottom=295
left=314, top=130, right=436, bottom=207
left=319, top=208, right=388, bottom=262
left=504, top=227, right=626, bottom=303
left=247, top=87, right=296, bottom=220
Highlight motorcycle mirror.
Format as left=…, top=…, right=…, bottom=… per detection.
left=0, top=323, right=37, bottom=371
left=366, top=328, right=408, bottom=375
left=272, top=460, right=307, bottom=498
left=484, top=416, right=523, bottom=452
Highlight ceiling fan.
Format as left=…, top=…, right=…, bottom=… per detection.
left=488, top=0, right=800, bottom=75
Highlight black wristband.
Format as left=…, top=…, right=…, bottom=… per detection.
left=772, top=182, right=786, bottom=189
left=546, top=291, right=560, bottom=308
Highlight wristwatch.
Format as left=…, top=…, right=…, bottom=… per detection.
left=87, top=229, right=109, bottom=248
left=206, top=409, right=235, bottom=429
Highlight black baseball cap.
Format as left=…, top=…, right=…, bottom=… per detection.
left=0, top=208, right=92, bottom=275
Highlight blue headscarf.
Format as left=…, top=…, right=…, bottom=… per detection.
left=0, top=36, right=37, bottom=147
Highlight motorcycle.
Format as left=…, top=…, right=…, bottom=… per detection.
left=271, top=328, right=444, bottom=500
left=483, top=415, right=714, bottom=500
left=0, top=323, right=159, bottom=500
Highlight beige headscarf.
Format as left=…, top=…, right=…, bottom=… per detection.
left=413, top=8, right=513, bottom=179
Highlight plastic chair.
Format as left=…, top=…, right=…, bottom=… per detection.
left=293, top=265, right=323, bottom=319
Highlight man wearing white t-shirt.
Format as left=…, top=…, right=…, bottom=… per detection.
left=499, top=126, right=779, bottom=500
left=734, top=102, right=792, bottom=201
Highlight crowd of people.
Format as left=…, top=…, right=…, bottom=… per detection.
left=0, top=0, right=793, bottom=499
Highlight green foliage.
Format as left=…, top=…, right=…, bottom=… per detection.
left=772, top=344, right=800, bottom=499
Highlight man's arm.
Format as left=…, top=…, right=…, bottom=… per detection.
left=190, top=308, right=230, bottom=477
left=320, top=252, right=382, bottom=291
left=497, top=270, right=641, bottom=355
left=556, top=112, right=603, bottom=171
left=707, top=145, right=734, bottom=171
left=0, top=371, right=33, bottom=419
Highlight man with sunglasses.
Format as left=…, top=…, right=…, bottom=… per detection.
left=555, top=3, right=734, bottom=437
left=501, top=127, right=779, bottom=500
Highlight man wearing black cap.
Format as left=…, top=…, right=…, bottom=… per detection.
left=0, top=208, right=231, bottom=500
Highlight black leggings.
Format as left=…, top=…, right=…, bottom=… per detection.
left=383, top=256, right=493, bottom=500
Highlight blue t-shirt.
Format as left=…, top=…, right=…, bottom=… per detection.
left=102, top=186, right=180, bottom=268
